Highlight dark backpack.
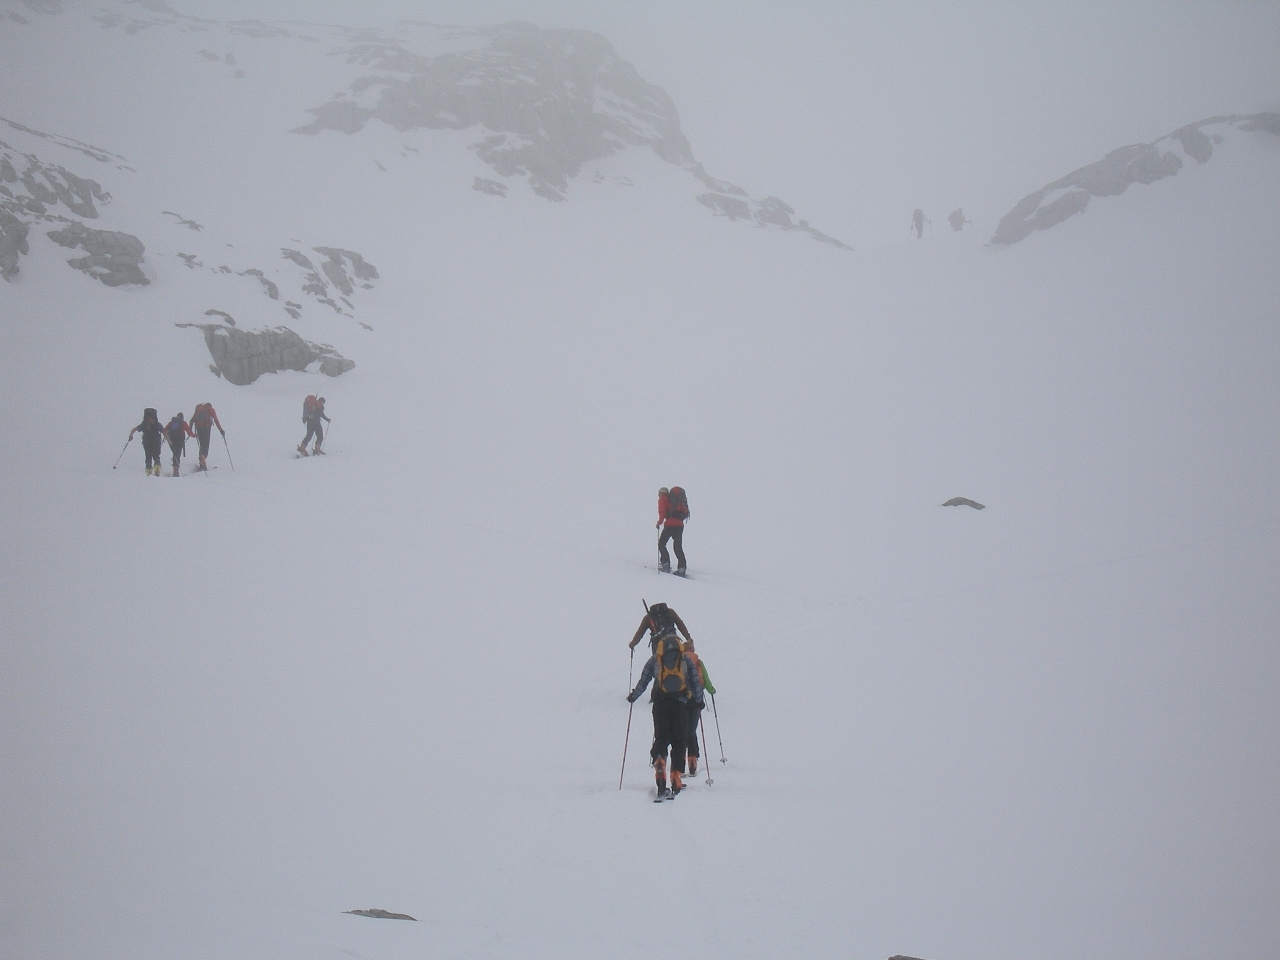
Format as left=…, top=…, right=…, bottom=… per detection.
left=166, top=417, right=185, bottom=444
left=647, top=602, right=677, bottom=643
left=654, top=635, right=689, bottom=698
left=667, top=486, right=689, bottom=521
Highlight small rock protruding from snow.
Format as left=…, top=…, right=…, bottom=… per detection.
left=344, top=908, right=417, bottom=921
left=942, top=497, right=985, bottom=510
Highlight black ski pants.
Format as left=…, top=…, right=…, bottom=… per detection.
left=142, top=436, right=162, bottom=470
left=196, top=424, right=213, bottom=458
left=658, top=525, right=685, bottom=569
left=168, top=437, right=185, bottom=469
left=302, top=417, right=324, bottom=447
left=685, top=702, right=703, bottom=759
left=650, top=697, right=689, bottom=774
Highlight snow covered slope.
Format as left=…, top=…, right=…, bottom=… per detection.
left=2, top=4, right=1278, bottom=960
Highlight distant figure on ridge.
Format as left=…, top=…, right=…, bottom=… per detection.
left=190, top=402, right=224, bottom=472
left=948, top=207, right=971, bottom=231
left=165, top=412, right=195, bottom=477
left=298, top=394, right=330, bottom=456
left=656, top=485, right=690, bottom=575
left=911, top=208, right=929, bottom=239
left=127, top=407, right=164, bottom=476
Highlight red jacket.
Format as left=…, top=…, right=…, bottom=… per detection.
left=658, top=490, right=685, bottom=528
left=192, top=403, right=223, bottom=432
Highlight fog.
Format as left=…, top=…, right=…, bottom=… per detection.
left=2, top=3, right=1278, bottom=960
left=187, top=0, right=1280, bottom=246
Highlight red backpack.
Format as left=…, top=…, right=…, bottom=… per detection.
left=667, top=486, right=690, bottom=521
left=302, top=395, right=317, bottom=421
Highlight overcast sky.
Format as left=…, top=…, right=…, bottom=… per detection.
left=135, top=1, right=1280, bottom=243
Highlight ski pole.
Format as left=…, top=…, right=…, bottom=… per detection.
left=112, top=436, right=132, bottom=469
left=221, top=431, right=235, bottom=471
left=628, top=645, right=634, bottom=690
left=618, top=699, right=634, bottom=790
left=700, top=714, right=713, bottom=785
left=710, top=691, right=726, bottom=764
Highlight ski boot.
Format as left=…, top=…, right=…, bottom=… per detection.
left=675, top=565, right=687, bottom=577
left=659, top=561, right=671, bottom=573
left=297, top=443, right=309, bottom=457
left=688, top=755, right=698, bottom=777
left=198, top=456, right=207, bottom=472
left=670, top=771, right=684, bottom=795
left=312, top=444, right=325, bottom=456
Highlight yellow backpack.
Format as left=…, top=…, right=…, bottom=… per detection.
left=654, top=635, right=689, bottom=698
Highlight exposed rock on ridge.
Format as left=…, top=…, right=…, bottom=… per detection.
left=992, top=112, right=1280, bottom=245
left=296, top=22, right=847, bottom=246
left=48, top=220, right=148, bottom=286
left=178, top=321, right=356, bottom=385
left=1, top=117, right=147, bottom=284
left=296, top=23, right=693, bottom=202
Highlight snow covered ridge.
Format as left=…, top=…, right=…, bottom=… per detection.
left=5, top=2, right=848, bottom=247
left=293, top=20, right=849, bottom=246
left=991, top=112, right=1280, bottom=245
left=0, top=117, right=138, bottom=283
left=0, top=113, right=368, bottom=379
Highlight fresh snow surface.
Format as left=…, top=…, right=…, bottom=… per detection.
left=2, top=5, right=1279, bottom=960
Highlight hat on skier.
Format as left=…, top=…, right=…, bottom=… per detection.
left=659, top=487, right=669, bottom=495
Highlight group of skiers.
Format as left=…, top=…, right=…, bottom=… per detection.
left=123, top=394, right=333, bottom=475
left=911, top=207, right=972, bottom=238
left=625, top=601, right=717, bottom=800
left=127, top=403, right=224, bottom=476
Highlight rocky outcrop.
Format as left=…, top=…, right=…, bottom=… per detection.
left=279, top=246, right=379, bottom=315
left=992, top=112, right=1280, bottom=245
left=296, top=24, right=693, bottom=203
left=0, top=209, right=30, bottom=280
left=294, top=22, right=845, bottom=245
left=344, top=908, right=416, bottom=921
left=942, top=497, right=985, bottom=510
left=696, top=192, right=851, bottom=248
left=473, top=176, right=507, bottom=196
left=47, top=220, right=148, bottom=286
left=1, top=118, right=132, bottom=281
left=179, top=321, right=355, bottom=385
left=313, top=246, right=379, bottom=296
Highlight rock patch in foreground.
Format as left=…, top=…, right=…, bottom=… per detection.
left=942, top=497, right=985, bottom=510
left=344, top=908, right=417, bottom=921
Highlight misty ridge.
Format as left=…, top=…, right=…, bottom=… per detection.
left=6, top=0, right=1275, bottom=332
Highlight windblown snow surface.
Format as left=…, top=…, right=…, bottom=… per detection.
left=2, top=4, right=1279, bottom=960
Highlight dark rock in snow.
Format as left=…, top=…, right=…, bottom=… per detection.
left=178, top=322, right=355, bottom=385
left=0, top=209, right=30, bottom=280
left=293, top=22, right=846, bottom=246
left=344, top=908, right=417, bottom=921
left=991, top=112, right=1280, bottom=245
left=47, top=220, right=148, bottom=286
left=473, top=176, right=507, bottom=196
left=942, top=497, right=985, bottom=510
